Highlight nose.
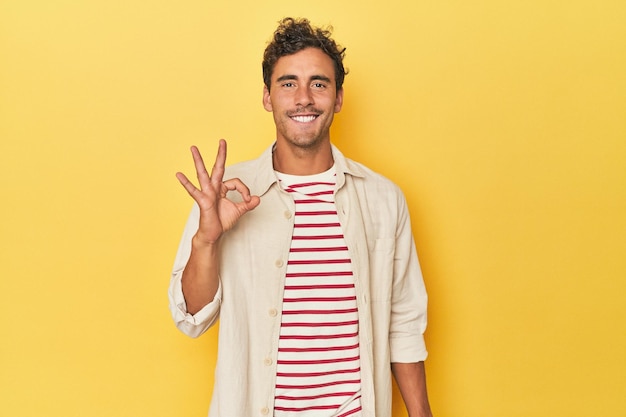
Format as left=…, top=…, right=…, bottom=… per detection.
left=295, top=85, right=314, bottom=107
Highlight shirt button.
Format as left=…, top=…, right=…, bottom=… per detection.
left=261, top=407, right=269, bottom=415
left=284, top=210, right=292, bottom=219
left=275, top=259, right=284, bottom=268
left=263, top=357, right=273, bottom=366
left=268, top=308, right=278, bottom=317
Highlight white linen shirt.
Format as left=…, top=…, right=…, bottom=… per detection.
left=168, top=144, right=428, bottom=417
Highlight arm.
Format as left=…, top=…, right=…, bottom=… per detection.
left=389, top=189, right=432, bottom=416
left=180, top=232, right=220, bottom=315
left=391, top=361, right=433, bottom=417
left=175, top=139, right=260, bottom=314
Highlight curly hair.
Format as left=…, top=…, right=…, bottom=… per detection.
left=262, top=17, right=347, bottom=91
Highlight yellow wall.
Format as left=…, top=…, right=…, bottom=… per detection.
left=1, top=1, right=625, bottom=416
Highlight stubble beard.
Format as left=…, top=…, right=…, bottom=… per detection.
left=279, top=107, right=333, bottom=152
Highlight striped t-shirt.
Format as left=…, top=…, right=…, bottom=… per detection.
left=273, top=166, right=362, bottom=417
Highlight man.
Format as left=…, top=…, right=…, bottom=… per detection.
left=169, top=17, right=433, bottom=417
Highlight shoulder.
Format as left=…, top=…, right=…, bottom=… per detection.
left=224, top=157, right=261, bottom=180
left=222, top=145, right=276, bottom=196
left=344, top=157, right=405, bottom=199
left=332, top=144, right=403, bottom=196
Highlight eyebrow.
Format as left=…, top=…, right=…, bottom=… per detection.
left=276, top=74, right=332, bottom=83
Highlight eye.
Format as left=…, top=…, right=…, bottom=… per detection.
left=282, top=82, right=295, bottom=88
left=312, top=82, right=326, bottom=89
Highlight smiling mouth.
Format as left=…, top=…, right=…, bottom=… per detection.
left=290, top=115, right=318, bottom=123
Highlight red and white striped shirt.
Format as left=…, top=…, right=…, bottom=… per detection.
left=274, top=167, right=362, bottom=417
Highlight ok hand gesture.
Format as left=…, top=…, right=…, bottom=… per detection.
left=176, top=139, right=260, bottom=246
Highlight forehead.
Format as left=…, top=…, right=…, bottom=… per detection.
left=271, top=47, right=336, bottom=81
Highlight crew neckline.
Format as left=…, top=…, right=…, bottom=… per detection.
left=274, top=165, right=337, bottom=184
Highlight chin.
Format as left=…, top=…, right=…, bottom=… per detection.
left=288, top=136, right=326, bottom=149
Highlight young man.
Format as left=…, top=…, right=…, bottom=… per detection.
left=169, top=17, right=433, bottom=417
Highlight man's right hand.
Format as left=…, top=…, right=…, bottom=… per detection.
left=175, top=139, right=260, bottom=314
left=176, top=139, right=260, bottom=245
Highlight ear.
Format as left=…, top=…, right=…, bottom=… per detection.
left=334, top=88, right=344, bottom=113
left=262, top=85, right=273, bottom=112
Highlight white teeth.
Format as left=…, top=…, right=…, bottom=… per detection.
left=291, top=115, right=317, bottom=123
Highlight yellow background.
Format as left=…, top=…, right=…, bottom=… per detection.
left=1, top=0, right=625, bottom=416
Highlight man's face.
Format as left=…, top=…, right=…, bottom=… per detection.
left=263, top=47, right=343, bottom=150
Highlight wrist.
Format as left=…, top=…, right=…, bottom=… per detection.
left=409, top=406, right=433, bottom=417
left=191, top=233, right=221, bottom=250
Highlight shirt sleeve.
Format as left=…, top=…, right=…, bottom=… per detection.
left=167, top=204, right=222, bottom=338
left=389, top=191, right=429, bottom=363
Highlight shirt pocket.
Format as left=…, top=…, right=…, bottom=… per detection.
left=369, top=237, right=395, bottom=302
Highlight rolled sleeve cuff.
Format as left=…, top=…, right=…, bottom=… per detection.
left=168, top=270, right=222, bottom=338
left=390, top=333, right=428, bottom=363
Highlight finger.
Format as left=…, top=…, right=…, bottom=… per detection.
left=210, top=139, right=227, bottom=187
left=222, top=177, right=253, bottom=201
left=190, top=146, right=211, bottom=189
left=221, top=179, right=261, bottom=211
left=175, top=171, right=200, bottom=197
left=239, top=194, right=261, bottom=211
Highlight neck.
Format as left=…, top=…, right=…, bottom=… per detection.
left=272, top=141, right=334, bottom=175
